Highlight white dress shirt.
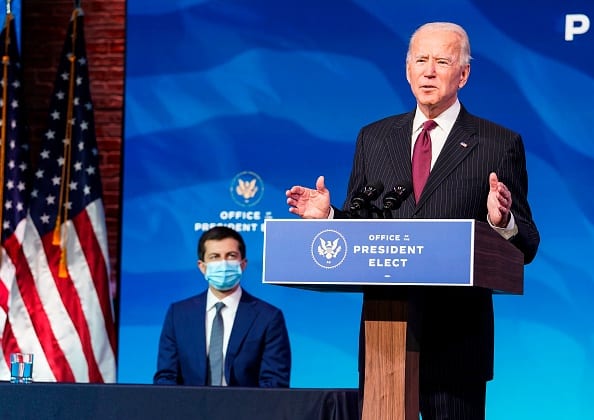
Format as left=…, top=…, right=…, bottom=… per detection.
left=411, top=100, right=460, bottom=170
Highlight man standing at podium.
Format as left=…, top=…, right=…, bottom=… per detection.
left=154, top=226, right=291, bottom=387
left=286, top=21, right=539, bottom=419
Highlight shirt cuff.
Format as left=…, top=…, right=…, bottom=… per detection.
left=487, top=212, right=518, bottom=240
left=328, top=206, right=335, bottom=219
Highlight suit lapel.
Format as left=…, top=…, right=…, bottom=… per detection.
left=225, top=292, right=257, bottom=378
left=383, top=111, right=419, bottom=215
left=384, top=111, right=414, bottom=184
left=193, top=294, right=208, bottom=383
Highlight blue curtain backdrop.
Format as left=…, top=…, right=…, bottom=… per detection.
left=119, top=1, right=594, bottom=418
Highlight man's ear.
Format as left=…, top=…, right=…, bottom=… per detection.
left=197, top=260, right=206, bottom=275
left=458, top=63, right=470, bottom=88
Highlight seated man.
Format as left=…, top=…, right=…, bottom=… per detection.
left=154, top=226, right=291, bottom=387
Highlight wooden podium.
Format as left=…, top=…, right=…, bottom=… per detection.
left=263, top=219, right=524, bottom=420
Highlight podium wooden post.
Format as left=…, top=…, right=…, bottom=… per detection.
left=361, top=290, right=420, bottom=420
left=263, top=219, right=524, bottom=420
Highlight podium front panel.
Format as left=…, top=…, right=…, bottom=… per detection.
left=263, top=219, right=475, bottom=287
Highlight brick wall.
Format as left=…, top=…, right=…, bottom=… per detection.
left=21, top=1, right=125, bottom=299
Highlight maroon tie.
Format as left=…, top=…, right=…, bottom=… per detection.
left=412, top=120, right=437, bottom=202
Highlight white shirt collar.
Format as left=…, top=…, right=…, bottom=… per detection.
left=413, top=99, right=461, bottom=134
left=206, top=285, right=242, bottom=313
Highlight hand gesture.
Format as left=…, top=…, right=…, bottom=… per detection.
left=487, top=172, right=512, bottom=227
left=286, top=176, right=331, bottom=219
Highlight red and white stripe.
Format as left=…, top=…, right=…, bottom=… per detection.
left=0, top=199, right=116, bottom=382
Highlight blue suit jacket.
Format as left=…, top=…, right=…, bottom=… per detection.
left=154, top=288, right=291, bottom=387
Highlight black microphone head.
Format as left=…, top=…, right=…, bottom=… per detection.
left=382, top=181, right=412, bottom=210
left=393, top=181, right=412, bottom=199
left=360, top=181, right=384, bottom=200
left=350, top=181, right=384, bottom=210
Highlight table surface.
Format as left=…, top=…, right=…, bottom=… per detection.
left=0, top=382, right=360, bottom=420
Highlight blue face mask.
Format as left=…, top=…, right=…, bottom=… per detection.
left=204, top=260, right=243, bottom=291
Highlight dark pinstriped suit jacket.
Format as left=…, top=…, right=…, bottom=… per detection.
left=338, top=105, right=540, bottom=386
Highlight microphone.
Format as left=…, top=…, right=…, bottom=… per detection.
left=382, top=181, right=412, bottom=217
left=349, top=181, right=385, bottom=211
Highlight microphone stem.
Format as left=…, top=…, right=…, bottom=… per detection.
left=369, top=206, right=384, bottom=219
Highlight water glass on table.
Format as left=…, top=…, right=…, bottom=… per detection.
left=10, top=353, right=34, bottom=384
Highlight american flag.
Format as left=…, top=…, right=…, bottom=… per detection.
left=1, top=8, right=116, bottom=382
left=0, top=12, right=31, bottom=379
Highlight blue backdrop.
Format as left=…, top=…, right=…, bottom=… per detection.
left=1, top=2, right=22, bottom=42
left=119, top=1, right=594, bottom=418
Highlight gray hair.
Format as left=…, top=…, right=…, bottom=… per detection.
left=406, top=22, right=472, bottom=66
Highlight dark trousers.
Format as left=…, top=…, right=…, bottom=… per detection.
left=419, top=381, right=487, bottom=420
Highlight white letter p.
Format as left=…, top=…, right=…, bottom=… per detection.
left=565, top=14, right=590, bottom=41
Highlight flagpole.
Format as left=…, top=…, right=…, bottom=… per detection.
left=0, top=9, right=13, bottom=266
left=53, top=8, right=83, bottom=277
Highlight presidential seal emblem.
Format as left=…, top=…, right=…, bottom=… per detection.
left=311, top=229, right=347, bottom=269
